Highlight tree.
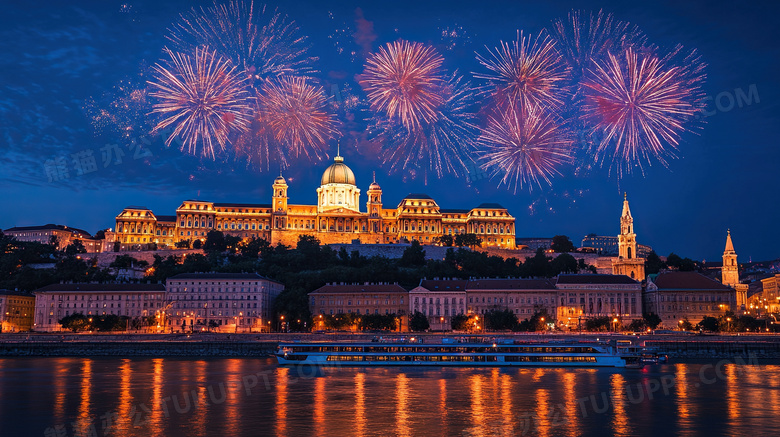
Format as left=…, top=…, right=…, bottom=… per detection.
left=698, top=316, right=720, bottom=332
left=627, top=319, right=647, bottom=332
left=484, top=309, right=518, bottom=331
left=409, top=311, right=430, bottom=332
left=437, top=235, right=454, bottom=247
left=522, top=248, right=551, bottom=278
left=679, top=317, right=693, bottom=331
left=192, top=239, right=202, bottom=249
left=643, top=313, right=662, bottom=330
left=59, top=313, right=91, bottom=332
left=455, top=233, right=482, bottom=248
left=400, top=240, right=426, bottom=267
left=645, top=251, right=665, bottom=274
left=64, top=239, right=87, bottom=256
left=517, top=310, right=551, bottom=332
left=110, top=254, right=147, bottom=269
left=224, top=235, right=242, bottom=252
left=175, top=240, right=191, bottom=249
left=204, top=230, right=227, bottom=254
left=550, top=253, right=578, bottom=275
left=451, top=314, right=470, bottom=331
left=551, top=235, right=575, bottom=253
left=94, top=230, right=106, bottom=240
left=584, top=316, right=611, bottom=332
left=113, top=241, right=121, bottom=252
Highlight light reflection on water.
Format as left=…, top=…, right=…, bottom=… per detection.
left=1, top=358, right=779, bottom=437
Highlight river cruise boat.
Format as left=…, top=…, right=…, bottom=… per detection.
left=275, top=339, right=643, bottom=368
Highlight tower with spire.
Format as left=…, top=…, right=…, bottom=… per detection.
left=721, top=229, right=739, bottom=287
left=612, top=194, right=646, bottom=281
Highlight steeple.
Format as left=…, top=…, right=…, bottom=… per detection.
left=722, top=229, right=739, bottom=287
left=612, top=194, right=645, bottom=281
left=724, top=229, right=735, bottom=253
left=334, top=141, right=343, bottom=163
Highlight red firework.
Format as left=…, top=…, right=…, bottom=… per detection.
left=581, top=45, right=706, bottom=175
left=359, top=40, right=446, bottom=131
left=148, top=46, right=253, bottom=159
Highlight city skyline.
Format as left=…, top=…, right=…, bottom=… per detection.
left=1, top=0, right=778, bottom=262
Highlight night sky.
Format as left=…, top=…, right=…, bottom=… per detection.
left=1, top=0, right=778, bottom=262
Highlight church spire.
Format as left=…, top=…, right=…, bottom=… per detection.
left=722, top=229, right=739, bottom=287
left=725, top=229, right=735, bottom=253
left=622, top=193, right=632, bottom=219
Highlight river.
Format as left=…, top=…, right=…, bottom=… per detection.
left=0, top=357, right=777, bottom=436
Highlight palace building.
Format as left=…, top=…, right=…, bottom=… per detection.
left=115, top=153, right=516, bottom=249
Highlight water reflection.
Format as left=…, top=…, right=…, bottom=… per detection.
left=395, top=373, right=410, bottom=437
left=275, top=367, right=289, bottom=436
left=4, top=359, right=780, bottom=437
left=355, top=372, right=366, bottom=436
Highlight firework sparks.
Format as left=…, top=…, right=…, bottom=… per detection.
left=148, top=46, right=253, bottom=159
left=84, top=78, right=151, bottom=139
left=255, top=76, right=341, bottom=162
left=167, top=0, right=316, bottom=84
left=550, top=10, right=646, bottom=79
left=581, top=45, right=706, bottom=175
left=360, top=40, right=446, bottom=132
left=478, top=104, right=573, bottom=191
left=475, top=31, right=571, bottom=111
left=378, top=73, right=478, bottom=178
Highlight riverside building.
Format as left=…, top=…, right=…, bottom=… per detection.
left=166, top=273, right=283, bottom=333
left=32, top=283, right=167, bottom=332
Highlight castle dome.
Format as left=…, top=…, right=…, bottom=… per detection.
left=321, top=155, right=356, bottom=186
left=274, top=175, right=287, bottom=185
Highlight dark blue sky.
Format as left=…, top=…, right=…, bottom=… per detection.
left=1, top=0, right=778, bottom=262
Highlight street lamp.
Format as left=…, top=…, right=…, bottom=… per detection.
left=440, top=316, right=445, bottom=332
left=678, top=319, right=684, bottom=331
left=613, top=318, right=619, bottom=333
left=726, top=317, right=732, bottom=332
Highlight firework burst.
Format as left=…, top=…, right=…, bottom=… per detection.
left=255, top=76, right=341, bottom=162
left=148, top=46, right=253, bottom=159
left=168, top=0, right=316, bottom=84
left=475, top=31, right=571, bottom=111
left=478, top=104, right=573, bottom=192
left=377, top=73, right=479, bottom=178
left=360, top=40, right=446, bottom=132
left=581, top=45, right=706, bottom=176
left=551, top=10, right=646, bottom=79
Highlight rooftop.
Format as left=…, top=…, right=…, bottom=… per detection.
left=652, top=271, right=733, bottom=291
left=556, top=274, right=638, bottom=285
left=402, top=193, right=434, bottom=200
left=168, top=273, right=279, bottom=283
left=4, top=224, right=92, bottom=238
left=0, top=289, right=35, bottom=297
left=475, top=202, right=506, bottom=209
left=418, top=279, right=469, bottom=291
left=34, top=283, right=165, bottom=293
left=467, top=278, right=556, bottom=290
left=310, top=283, right=407, bottom=294
left=213, top=203, right=272, bottom=208
left=156, top=215, right=177, bottom=222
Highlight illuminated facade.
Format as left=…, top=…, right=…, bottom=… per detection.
left=0, top=289, right=35, bottom=332
left=4, top=224, right=101, bottom=253
left=115, top=153, right=516, bottom=249
left=309, top=283, right=409, bottom=331
left=644, top=271, right=737, bottom=326
left=32, top=283, right=167, bottom=332
left=166, top=273, right=283, bottom=333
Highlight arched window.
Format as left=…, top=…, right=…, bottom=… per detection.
left=627, top=247, right=633, bottom=259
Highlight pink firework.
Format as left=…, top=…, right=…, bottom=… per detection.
left=256, top=76, right=340, bottom=161
left=168, top=0, right=315, bottom=83
left=478, top=104, right=573, bottom=191
left=581, top=45, right=706, bottom=175
left=551, top=10, right=646, bottom=78
left=148, top=46, right=253, bottom=159
left=360, top=40, right=446, bottom=131
left=475, top=31, right=571, bottom=111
